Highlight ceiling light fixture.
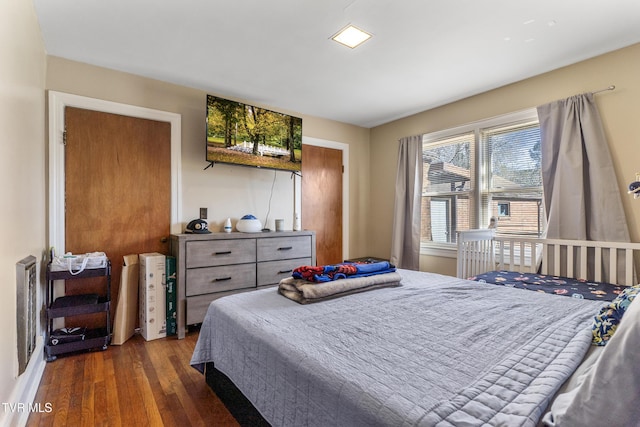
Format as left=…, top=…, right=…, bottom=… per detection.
left=331, top=24, right=372, bottom=49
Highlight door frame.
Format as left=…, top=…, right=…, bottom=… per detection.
left=301, top=136, right=349, bottom=259
left=48, top=91, right=182, bottom=253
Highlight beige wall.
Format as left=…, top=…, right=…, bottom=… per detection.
left=45, top=57, right=372, bottom=259
left=0, top=0, right=47, bottom=424
left=370, top=43, right=640, bottom=276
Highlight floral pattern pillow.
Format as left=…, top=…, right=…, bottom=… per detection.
left=592, top=285, right=640, bottom=346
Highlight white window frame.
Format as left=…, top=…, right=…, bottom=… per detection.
left=421, top=108, right=540, bottom=257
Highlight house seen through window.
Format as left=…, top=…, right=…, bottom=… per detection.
left=421, top=110, right=544, bottom=249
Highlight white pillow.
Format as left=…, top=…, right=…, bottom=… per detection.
left=543, top=292, right=640, bottom=426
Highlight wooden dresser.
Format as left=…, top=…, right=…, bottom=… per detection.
left=170, top=231, right=316, bottom=339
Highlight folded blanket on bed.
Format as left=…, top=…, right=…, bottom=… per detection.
left=292, top=261, right=396, bottom=282
left=279, top=271, right=402, bottom=304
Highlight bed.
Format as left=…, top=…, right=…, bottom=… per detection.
left=190, top=240, right=640, bottom=426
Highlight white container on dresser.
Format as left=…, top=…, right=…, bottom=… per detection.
left=170, top=230, right=316, bottom=339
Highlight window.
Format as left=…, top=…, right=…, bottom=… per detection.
left=421, top=110, right=544, bottom=252
left=497, top=202, right=510, bottom=217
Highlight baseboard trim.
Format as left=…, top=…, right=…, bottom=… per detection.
left=1, top=336, right=46, bottom=427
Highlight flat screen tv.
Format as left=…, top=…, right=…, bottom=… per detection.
left=206, top=95, right=302, bottom=172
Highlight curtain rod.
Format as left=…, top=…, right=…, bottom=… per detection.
left=593, top=85, right=615, bottom=94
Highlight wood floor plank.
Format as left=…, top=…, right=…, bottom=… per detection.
left=125, top=342, right=165, bottom=426
left=81, top=353, right=96, bottom=427
left=50, top=352, right=76, bottom=426
left=168, top=332, right=239, bottom=425
left=132, top=339, right=180, bottom=426
left=92, top=380, right=108, bottom=427
left=101, top=350, right=122, bottom=427
left=28, top=331, right=240, bottom=427
left=142, top=341, right=192, bottom=426
left=168, top=352, right=238, bottom=425
left=65, top=357, right=86, bottom=426
left=112, top=347, right=140, bottom=427
left=31, top=365, right=52, bottom=426
left=80, top=380, right=94, bottom=427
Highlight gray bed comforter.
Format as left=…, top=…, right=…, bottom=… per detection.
left=191, top=269, right=603, bottom=427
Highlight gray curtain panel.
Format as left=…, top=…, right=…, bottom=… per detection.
left=537, top=93, right=630, bottom=243
left=390, top=135, right=423, bottom=270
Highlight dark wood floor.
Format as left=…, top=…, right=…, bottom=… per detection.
left=28, top=331, right=239, bottom=426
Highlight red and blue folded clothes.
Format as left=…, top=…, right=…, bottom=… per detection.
left=292, top=261, right=396, bottom=283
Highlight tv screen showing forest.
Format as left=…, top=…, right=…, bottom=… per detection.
left=206, top=95, right=302, bottom=172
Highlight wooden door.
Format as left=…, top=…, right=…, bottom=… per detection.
left=301, top=144, right=343, bottom=265
left=64, top=107, right=171, bottom=327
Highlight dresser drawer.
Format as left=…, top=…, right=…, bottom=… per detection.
left=186, top=239, right=256, bottom=268
left=186, top=289, right=252, bottom=325
left=257, top=236, right=312, bottom=262
left=257, top=257, right=311, bottom=287
left=186, top=263, right=256, bottom=296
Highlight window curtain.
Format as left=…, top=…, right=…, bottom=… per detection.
left=536, top=92, right=630, bottom=242
left=390, top=135, right=423, bottom=270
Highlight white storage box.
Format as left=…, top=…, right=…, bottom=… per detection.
left=139, top=253, right=167, bottom=341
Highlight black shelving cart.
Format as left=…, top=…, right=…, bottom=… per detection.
left=45, top=259, right=111, bottom=361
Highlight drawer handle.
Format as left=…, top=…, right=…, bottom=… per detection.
left=278, top=246, right=293, bottom=251
left=214, top=251, right=232, bottom=255
left=213, top=276, right=232, bottom=282
left=278, top=269, right=292, bottom=274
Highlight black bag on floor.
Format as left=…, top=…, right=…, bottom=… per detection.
left=50, top=327, right=87, bottom=345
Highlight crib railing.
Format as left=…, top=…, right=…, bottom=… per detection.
left=457, top=230, right=640, bottom=286
left=456, top=229, right=495, bottom=279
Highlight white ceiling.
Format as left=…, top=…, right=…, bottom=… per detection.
left=33, top=0, right=640, bottom=128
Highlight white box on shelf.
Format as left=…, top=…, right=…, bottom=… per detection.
left=139, top=253, right=167, bottom=341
